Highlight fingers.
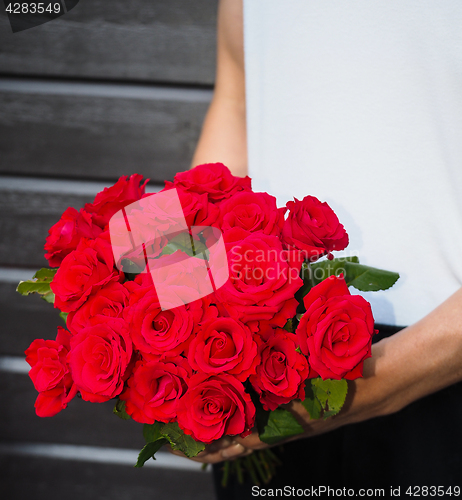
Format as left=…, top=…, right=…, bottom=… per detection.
left=206, top=436, right=234, bottom=453
left=199, top=440, right=252, bottom=463
left=167, top=438, right=254, bottom=464
left=166, top=431, right=270, bottom=464
left=202, top=436, right=256, bottom=461
left=220, top=442, right=248, bottom=459
left=233, top=431, right=268, bottom=450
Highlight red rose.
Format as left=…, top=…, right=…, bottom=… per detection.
left=85, top=173, right=148, bottom=228
left=119, top=234, right=225, bottom=314
left=187, top=306, right=259, bottom=381
left=124, top=274, right=205, bottom=356
left=110, top=188, right=189, bottom=267
left=51, top=234, right=121, bottom=313
left=44, top=207, right=102, bottom=267
left=282, top=196, right=349, bottom=261
left=158, top=186, right=219, bottom=228
left=112, top=187, right=219, bottom=268
left=177, top=373, right=255, bottom=443
left=25, top=327, right=77, bottom=417
left=109, top=187, right=220, bottom=278
left=68, top=317, right=133, bottom=402
left=250, top=328, right=309, bottom=411
left=218, top=191, right=285, bottom=236
left=252, top=320, right=277, bottom=341
left=67, top=281, right=129, bottom=334
left=166, top=163, right=251, bottom=202
left=120, top=356, right=191, bottom=424
left=150, top=248, right=222, bottom=310
left=216, top=229, right=303, bottom=327
left=296, top=275, right=375, bottom=380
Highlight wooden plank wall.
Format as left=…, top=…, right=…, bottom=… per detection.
left=0, top=2, right=217, bottom=499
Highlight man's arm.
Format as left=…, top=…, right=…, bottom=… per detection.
left=182, top=0, right=462, bottom=465
left=190, top=0, right=247, bottom=176
left=188, top=286, right=462, bottom=463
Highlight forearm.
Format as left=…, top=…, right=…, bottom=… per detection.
left=188, top=288, right=462, bottom=463
left=187, top=288, right=462, bottom=463
left=191, top=92, right=247, bottom=177
left=190, top=0, right=247, bottom=177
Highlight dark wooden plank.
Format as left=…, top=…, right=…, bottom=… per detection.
left=0, top=0, right=217, bottom=85
left=0, top=187, right=98, bottom=268
left=0, top=179, right=162, bottom=349
left=0, top=371, right=148, bottom=449
left=0, top=281, right=61, bottom=356
left=0, top=178, right=162, bottom=268
left=0, top=80, right=211, bottom=182
left=0, top=454, right=215, bottom=500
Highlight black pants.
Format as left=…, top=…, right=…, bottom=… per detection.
left=213, top=325, right=462, bottom=498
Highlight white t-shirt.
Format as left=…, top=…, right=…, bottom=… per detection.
left=244, top=0, right=462, bottom=326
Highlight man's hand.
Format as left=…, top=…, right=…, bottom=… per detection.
left=173, top=285, right=462, bottom=464
left=175, top=337, right=386, bottom=464
left=168, top=436, right=256, bottom=464
left=190, top=0, right=247, bottom=176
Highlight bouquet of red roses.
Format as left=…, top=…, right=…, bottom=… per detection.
left=18, top=164, right=398, bottom=485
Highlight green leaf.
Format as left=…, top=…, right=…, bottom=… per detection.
left=309, top=378, right=348, bottom=419
left=120, top=259, right=145, bottom=280
left=301, top=382, right=323, bottom=419
left=16, top=268, right=58, bottom=304
left=343, top=261, right=399, bottom=292
left=160, top=233, right=194, bottom=257
left=258, top=408, right=305, bottom=445
left=113, top=399, right=131, bottom=420
left=295, top=262, right=314, bottom=311
left=135, top=439, right=168, bottom=467
left=253, top=392, right=271, bottom=435
left=161, top=422, right=206, bottom=458
left=296, top=258, right=360, bottom=311
left=33, top=268, right=58, bottom=280
left=310, top=256, right=359, bottom=286
left=17, top=280, right=52, bottom=296
left=133, top=421, right=168, bottom=467
left=309, top=257, right=399, bottom=292
left=159, top=232, right=209, bottom=260
left=59, top=311, right=68, bottom=325
left=143, top=421, right=165, bottom=443
left=283, top=318, right=293, bottom=333
left=42, top=291, right=56, bottom=304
